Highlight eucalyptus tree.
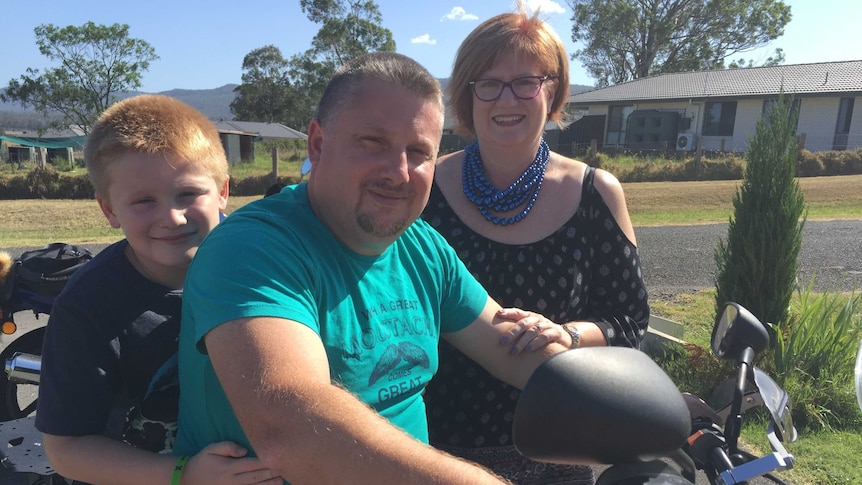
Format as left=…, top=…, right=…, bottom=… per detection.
left=231, top=45, right=294, bottom=123
left=233, top=0, right=395, bottom=130
left=567, top=0, right=791, bottom=86
left=2, top=22, right=158, bottom=134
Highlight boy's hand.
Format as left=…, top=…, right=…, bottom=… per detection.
left=182, top=441, right=282, bottom=484
left=497, top=308, right=569, bottom=355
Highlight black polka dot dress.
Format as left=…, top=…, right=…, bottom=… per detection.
left=421, top=167, right=649, bottom=484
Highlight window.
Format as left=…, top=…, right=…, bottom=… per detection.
left=761, top=98, right=801, bottom=131
left=606, top=105, right=633, bottom=146
left=703, top=102, right=737, bottom=136
left=608, top=105, right=633, bottom=132
left=834, top=98, right=855, bottom=150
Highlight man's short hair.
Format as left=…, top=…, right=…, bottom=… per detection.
left=315, top=52, right=443, bottom=130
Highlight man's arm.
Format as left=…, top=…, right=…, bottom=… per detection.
left=205, top=316, right=511, bottom=485
left=443, top=296, right=570, bottom=390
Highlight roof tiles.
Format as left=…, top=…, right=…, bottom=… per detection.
left=569, top=60, right=862, bottom=104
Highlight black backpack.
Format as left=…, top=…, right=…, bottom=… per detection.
left=1, top=243, right=94, bottom=306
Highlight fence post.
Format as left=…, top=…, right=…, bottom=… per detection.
left=37, top=147, right=47, bottom=169
left=694, top=136, right=703, bottom=175
left=271, top=147, right=279, bottom=185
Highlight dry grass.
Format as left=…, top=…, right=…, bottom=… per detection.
left=624, top=173, right=862, bottom=225
left=3, top=174, right=862, bottom=247
left=0, top=196, right=263, bottom=247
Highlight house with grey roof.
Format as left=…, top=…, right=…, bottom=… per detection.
left=564, top=60, right=862, bottom=154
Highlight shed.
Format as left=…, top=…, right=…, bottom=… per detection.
left=0, top=133, right=86, bottom=168
left=214, top=121, right=307, bottom=164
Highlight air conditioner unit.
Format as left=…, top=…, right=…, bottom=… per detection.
left=676, top=133, right=695, bottom=151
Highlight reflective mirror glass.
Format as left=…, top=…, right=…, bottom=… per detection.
left=712, top=304, right=737, bottom=357
left=753, top=368, right=796, bottom=442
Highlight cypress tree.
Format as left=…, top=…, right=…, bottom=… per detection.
left=714, top=95, right=806, bottom=329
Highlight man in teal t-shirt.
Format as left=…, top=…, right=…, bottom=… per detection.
left=177, top=182, right=487, bottom=448
left=175, top=52, right=570, bottom=485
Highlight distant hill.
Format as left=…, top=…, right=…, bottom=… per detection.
left=1, top=81, right=595, bottom=131
left=571, top=84, right=594, bottom=94
left=130, top=84, right=238, bottom=120
left=0, top=84, right=239, bottom=130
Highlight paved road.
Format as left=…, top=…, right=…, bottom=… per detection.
left=636, top=219, right=862, bottom=299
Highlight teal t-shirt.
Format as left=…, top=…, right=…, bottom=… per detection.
left=175, top=183, right=487, bottom=456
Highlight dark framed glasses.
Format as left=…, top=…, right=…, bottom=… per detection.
left=469, top=75, right=554, bottom=102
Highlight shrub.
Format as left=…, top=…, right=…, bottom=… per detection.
left=25, top=166, right=62, bottom=198
left=714, top=95, right=806, bottom=329
left=230, top=173, right=300, bottom=197
left=2, top=175, right=34, bottom=198
left=652, top=341, right=734, bottom=402
left=772, top=280, right=862, bottom=430
left=57, top=174, right=94, bottom=198
left=797, top=149, right=824, bottom=176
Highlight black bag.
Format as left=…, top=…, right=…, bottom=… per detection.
left=8, top=243, right=94, bottom=299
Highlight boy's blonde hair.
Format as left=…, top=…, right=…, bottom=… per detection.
left=448, top=6, right=570, bottom=135
left=85, top=94, right=229, bottom=198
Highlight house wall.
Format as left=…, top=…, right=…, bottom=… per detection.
left=803, top=95, right=862, bottom=152
left=712, top=96, right=862, bottom=153
left=574, top=95, right=862, bottom=153
left=219, top=133, right=243, bottom=165
left=798, top=97, right=841, bottom=152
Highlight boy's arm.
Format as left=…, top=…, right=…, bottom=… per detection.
left=204, top=316, right=510, bottom=485
left=43, top=433, right=278, bottom=485
left=443, top=296, right=570, bottom=390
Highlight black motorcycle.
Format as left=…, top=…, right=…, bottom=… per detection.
left=0, top=244, right=92, bottom=482
left=513, top=302, right=797, bottom=485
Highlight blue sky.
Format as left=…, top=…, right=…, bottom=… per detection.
left=3, top=0, right=860, bottom=93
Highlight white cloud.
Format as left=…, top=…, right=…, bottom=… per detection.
left=442, top=6, right=479, bottom=21
left=411, top=34, right=437, bottom=45
left=525, top=0, right=565, bottom=15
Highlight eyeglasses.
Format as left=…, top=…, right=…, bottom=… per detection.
left=468, top=75, right=554, bottom=102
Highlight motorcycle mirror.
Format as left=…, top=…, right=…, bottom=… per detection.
left=752, top=368, right=797, bottom=442
left=513, top=347, right=690, bottom=465
left=712, top=303, right=770, bottom=360
left=855, top=339, right=862, bottom=413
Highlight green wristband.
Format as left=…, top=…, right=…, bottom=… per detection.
left=170, top=455, right=190, bottom=485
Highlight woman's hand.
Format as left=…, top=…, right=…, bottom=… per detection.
left=497, top=308, right=569, bottom=355
left=181, top=441, right=282, bottom=484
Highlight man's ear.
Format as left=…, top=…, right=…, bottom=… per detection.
left=307, top=119, right=324, bottom=168
left=218, top=176, right=230, bottom=211
left=96, top=196, right=122, bottom=229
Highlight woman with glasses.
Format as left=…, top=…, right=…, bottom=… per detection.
left=421, top=6, right=650, bottom=484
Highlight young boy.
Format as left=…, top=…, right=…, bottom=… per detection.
left=35, top=95, right=279, bottom=485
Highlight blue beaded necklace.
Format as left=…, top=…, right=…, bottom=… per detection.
left=461, top=139, right=550, bottom=226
